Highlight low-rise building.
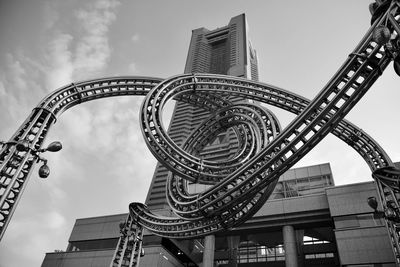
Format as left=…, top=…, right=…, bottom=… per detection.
left=42, top=163, right=396, bottom=267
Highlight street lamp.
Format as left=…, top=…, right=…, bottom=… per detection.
left=38, top=161, right=51, bottom=178
left=35, top=141, right=62, bottom=179
left=39, top=141, right=62, bottom=153
left=1, top=139, right=62, bottom=179
left=15, top=139, right=30, bottom=152
left=367, top=196, right=379, bottom=211
left=367, top=196, right=400, bottom=223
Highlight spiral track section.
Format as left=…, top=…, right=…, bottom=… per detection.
left=0, top=1, right=400, bottom=266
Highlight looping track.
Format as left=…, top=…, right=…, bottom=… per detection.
left=135, top=63, right=397, bottom=237
left=0, top=1, right=400, bottom=266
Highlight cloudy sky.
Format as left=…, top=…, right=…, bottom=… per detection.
left=0, top=0, right=399, bottom=266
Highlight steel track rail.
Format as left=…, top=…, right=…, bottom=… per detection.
left=132, top=0, right=400, bottom=241
left=0, top=53, right=396, bottom=237
left=0, top=2, right=399, bottom=266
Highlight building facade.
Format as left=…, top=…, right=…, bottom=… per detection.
left=42, top=163, right=396, bottom=266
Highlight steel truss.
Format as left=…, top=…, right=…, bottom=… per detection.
left=1, top=1, right=400, bottom=266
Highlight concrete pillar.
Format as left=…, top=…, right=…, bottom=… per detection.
left=202, top=235, right=215, bottom=267
left=283, top=225, right=299, bottom=267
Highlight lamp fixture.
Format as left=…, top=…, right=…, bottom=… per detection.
left=367, top=196, right=378, bottom=211
left=39, top=141, right=62, bottom=153
left=367, top=196, right=400, bottom=223
left=15, top=139, right=30, bottom=152
left=5, top=139, right=63, bottom=179
left=38, top=160, right=50, bottom=179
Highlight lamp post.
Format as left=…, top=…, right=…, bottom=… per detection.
left=367, top=196, right=400, bottom=223
left=0, top=140, right=62, bottom=179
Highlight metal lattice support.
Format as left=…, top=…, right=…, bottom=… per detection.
left=373, top=167, right=400, bottom=264
left=0, top=1, right=400, bottom=265
left=111, top=213, right=144, bottom=267
left=0, top=77, right=163, bottom=241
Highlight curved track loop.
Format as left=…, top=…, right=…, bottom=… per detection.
left=0, top=1, right=399, bottom=265
left=0, top=77, right=162, bottom=241
left=132, top=0, right=400, bottom=235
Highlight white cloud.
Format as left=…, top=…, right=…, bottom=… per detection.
left=131, top=34, right=140, bottom=43
left=42, top=0, right=121, bottom=87
left=94, top=0, right=120, bottom=10
left=0, top=53, right=44, bottom=138
left=73, top=0, right=120, bottom=79
left=47, top=211, right=66, bottom=229
left=4, top=53, right=27, bottom=90
left=0, top=81, right=6, bottom=97
left=46, top=33, right=74, bottom=90
left=0, top=207, right=69, bottom=266
left=0, top=1, right=145, bottom=266
left=42, top=2, right=59, bottom=30
left=128, top=62, right=137, bottom=73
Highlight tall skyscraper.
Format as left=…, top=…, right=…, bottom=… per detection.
left=145, top=14, right=259, bottom=211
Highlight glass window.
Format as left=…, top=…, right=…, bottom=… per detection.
left=271, top=175, right=332, bottom=199
left=334, top=214, right=384, bottom=229
left=334, top=215, right=360, bottom=229
left=305, top=253, right=335, bottom=259
left=238, top=242, right=285, bottom=262
left=358, top=214, right=384, bottom=227
left=68, top=238, right=119, bottom=252
left=303, top=236, right=331, bottom=245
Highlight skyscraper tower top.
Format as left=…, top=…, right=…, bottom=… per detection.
left=184, top=13, right=259, bottom=80
left=145, top=14, right=259, bottom=211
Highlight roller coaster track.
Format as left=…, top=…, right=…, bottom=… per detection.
left=0, top=1, right=400, bottom=266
